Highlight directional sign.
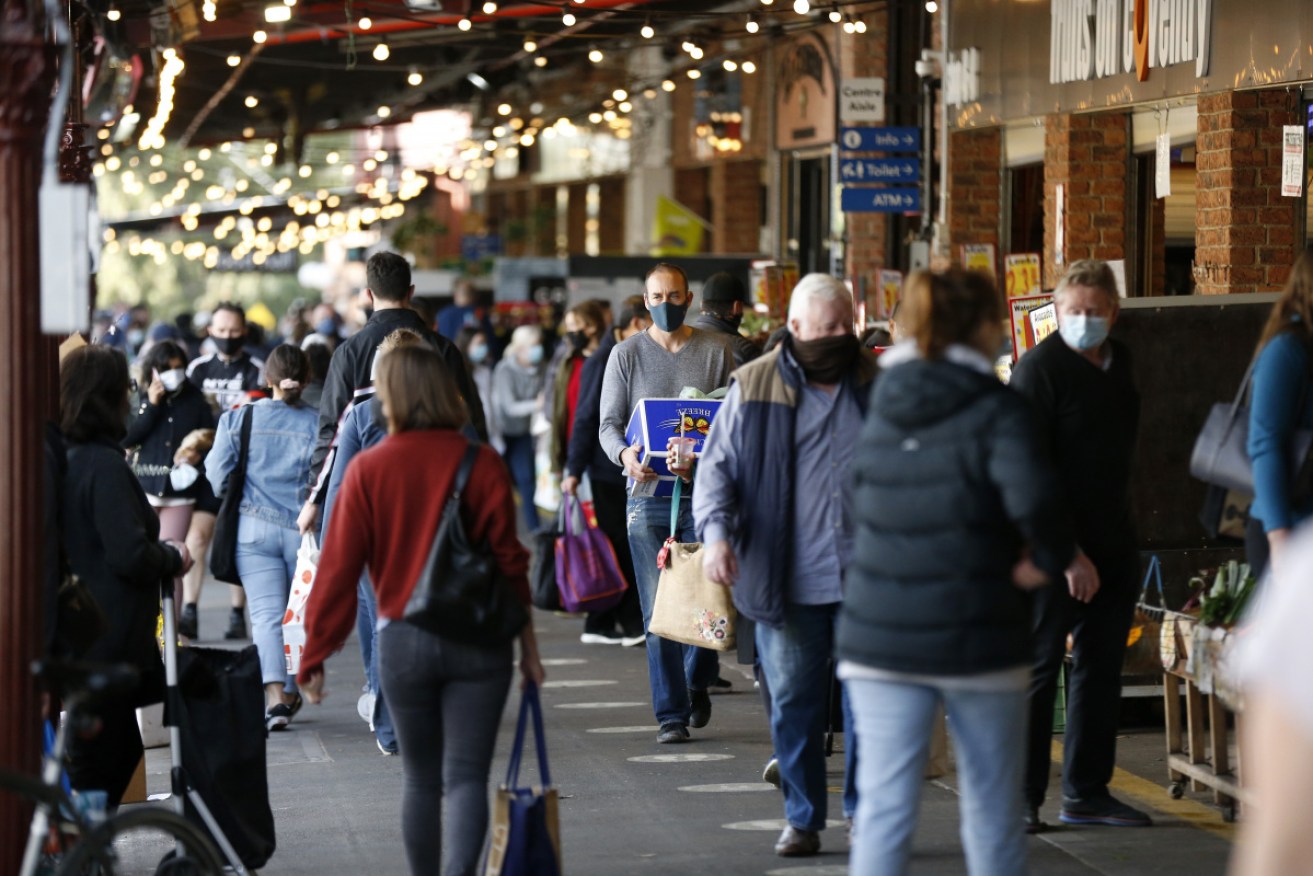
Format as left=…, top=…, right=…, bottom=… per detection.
left=840, top=126, right=921, bottom=153
left=841, top=186, right=922, bottom=214
left=839, top=158, right=919, bottom=184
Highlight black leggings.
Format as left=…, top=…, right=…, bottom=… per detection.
left=379, top=622, right=513, bottom=876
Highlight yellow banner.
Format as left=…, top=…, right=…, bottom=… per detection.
left=652, top=195, right=707, bottom=256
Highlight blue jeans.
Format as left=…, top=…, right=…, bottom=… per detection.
left=755, top=602, right=845, bottom=831
left=501, top=433, right=540, bottom=532
left=235, top=515, right=299, bottom=692
left=626, top=495, right=720, bottom=726
left=847, top=674, right=1030, bottom=876
left=357, top=575, right=397, bottom=750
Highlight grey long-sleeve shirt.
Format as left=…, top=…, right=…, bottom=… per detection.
left=598, top=328, right=735, bottom=467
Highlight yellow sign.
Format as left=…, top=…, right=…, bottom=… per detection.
left=652, top=196, right=708, bottom=257
left=1005, top=253, right=1043, bottom=299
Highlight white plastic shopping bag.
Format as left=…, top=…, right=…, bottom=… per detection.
left=282, top=533, right=319, bottom=675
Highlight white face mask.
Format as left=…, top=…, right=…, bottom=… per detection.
left=1058, top=314, right=1110, bottom=351
left=159, top=368, right=186, bottom=392
left=169, top=462, right=199, bottom=491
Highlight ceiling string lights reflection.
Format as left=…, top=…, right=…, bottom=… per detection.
left=138, top=48, right=184, bottom=150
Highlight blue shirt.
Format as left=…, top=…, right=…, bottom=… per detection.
left=207, top=398, right=319, bottom=530
left=697, top=349, right=863, bottom=605
left=1248, top=331, right=1313, bottom=531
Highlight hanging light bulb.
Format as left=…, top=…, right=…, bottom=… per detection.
left=457, top=17, right=471, bottom=30
left=358, top=16, right=371, bottom=28
left=854, top=18, right=867, bottom=32
left=829, top=5, right=842, bottom=23
left=687, top=68, right=701, bottom=79
left=252, top=29, right=267, bottom=43
left=407, top=68, right=423, bottom=86
left=661, top=79, right=676, bottom=92
left=746, top=17, right=759, bottom=33
left=497, top=102, right=512, bottom=115
left=534, top=55, right=548, bottom=67
left=244, top=95, right=259, bottom=107
left=106, top=4, right=121, bottom=20
left=373, top=40, right=390, bottom=61
left=793, top=0, right=810, bottom=13
left=640, top=21, right=654, bottom=39
left=842, top=17, right=855, bottom=33
left=481, top=1, right=497, bottom=13
left=588, top=46, right=603, bottom=63
left=723, top=59, right=738, bottom=71
left=690, top=46, right=704, bottom=60
left=742, top=60, right=758, bottom=74
left=925, top=0, right=939, bottom=11
left=264, top=4, right=290, bottom=22
left=523, top=38, right=537, bottom=52
left=613, top=88, right=628, bottom=101
left=562, top=11, right=576, bottom=25
left=226, top=54, right=241, bottom=66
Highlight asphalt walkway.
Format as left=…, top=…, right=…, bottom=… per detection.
left=140, top=583, right=1239, bottom=875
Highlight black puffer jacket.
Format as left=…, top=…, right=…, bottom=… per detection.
left=123, top=382, right=215, bottom=500
left=837, top=352, right=1075, bottom=676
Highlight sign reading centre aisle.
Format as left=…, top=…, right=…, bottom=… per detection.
left=840, top=126, right=922, bottom=214
left=840, top=77, right=886, bottom=123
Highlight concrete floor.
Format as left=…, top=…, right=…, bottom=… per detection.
left=138, top=581, right=1239, bottom=875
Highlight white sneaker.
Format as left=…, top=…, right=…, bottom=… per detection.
left=620, top=633, right=647, bottom=647
left=357, top=692, right=376, bottom=725
left=580, top=631, right=624, bottom=645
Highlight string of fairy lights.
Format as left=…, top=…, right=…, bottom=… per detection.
left=96, top=0, right=896, bottom=268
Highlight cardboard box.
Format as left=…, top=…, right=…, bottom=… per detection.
left=624, top=397, right=723, bottom=498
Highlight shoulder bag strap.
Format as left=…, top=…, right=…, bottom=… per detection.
left=669, top=476, right=682, bottom=541
left=229, top=403, right=255, bottom=494
left=503, top=683, right=551, bottom=788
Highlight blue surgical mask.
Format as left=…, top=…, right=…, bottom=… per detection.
left=649, top=301, right=689, bottom=333
left=1058, top=314, right=1109, bottom=351
left=469, top=344, right=488, bottom=364
left=526, top=345, right=544, bottom=365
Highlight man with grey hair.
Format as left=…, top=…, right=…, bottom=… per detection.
left=1011, top=259, right=1146, bottom=832
left=694, top=273, right=876, bottom=857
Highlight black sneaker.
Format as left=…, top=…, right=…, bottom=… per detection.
left=656, top=722, right=689, bottom=744
left=689, top=688, right=712, bottom=729
left=1025, top=807, right=1050, bottom=834
left=177, top=603, right=198, bottom=640
left=708, top=676, right=733, bottom=695
left=1059, top=794, right=1152, bottom=827
left=266, top=703, right=292, bottom=732
left=224, top=608, right=247, bottom=641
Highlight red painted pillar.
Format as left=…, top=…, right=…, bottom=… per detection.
left=0, top=1, right=54, bottom=866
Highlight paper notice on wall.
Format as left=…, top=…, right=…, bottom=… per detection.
left=878, top=269, right=903, bottom=320
left=1004, top=253, right=1042, bottom=298
left=1283, top=125, right=1305, bottom=198
left=961, top=243, right=997, bottom=278
left=1155, top=133, right=1171, bottom=199
left=1107, top=259, right=1128, bottom=297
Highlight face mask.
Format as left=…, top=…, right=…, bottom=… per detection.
left=526, top=345, right=544, bottom=366
left=128, top=328, right=145, bottom=348
left=169, top=462, right=199, bottom=491
left=159, top=368, right=186, bottom=392
left=1058, top=314, right=1110, bottom=351
left=214, top=335, right=245, bottom=356
left=469, top=344, right=488, bottom=364
left=791, top=333, right=861, bottom=384
left=650, top=301, right=689, bottom=333
left=724, top=312, right=744, bottom=332
left=566, top=330, right=589, bottom=351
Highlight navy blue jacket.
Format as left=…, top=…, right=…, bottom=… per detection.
left=565, top=331, right=624, bottom=486
left=709, top=337, right=876, bottom=628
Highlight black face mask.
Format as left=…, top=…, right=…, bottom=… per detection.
left=214, top=335, right=245, bottom=357
left=724, top=312, right=744, bottom=332
left=362, top=306, right=374, bottom=321
left=791, top=334, right=861, bottom=384
left=566, top=330, right=589, bottom=351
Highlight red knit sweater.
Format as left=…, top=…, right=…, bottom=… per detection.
left=298, top=430, right=530, bottom=683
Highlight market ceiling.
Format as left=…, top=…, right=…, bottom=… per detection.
left=88, top=0, right=882, bottom=157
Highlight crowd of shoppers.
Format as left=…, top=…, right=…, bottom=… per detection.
left=53, top=246, right=1313, bottom=875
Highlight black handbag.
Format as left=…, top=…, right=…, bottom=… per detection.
left=404, top=441, right=529, bottom=644
left=530, top=507, right=563, bottom=612
left=1189, top=346, right=1313, bottom=497
left=210, top=405, right=254, bottom=585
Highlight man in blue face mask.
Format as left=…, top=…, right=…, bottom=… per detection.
left=1011, top=259, right=1146, bottom=834
left=598, top=262, right=737, bottom=745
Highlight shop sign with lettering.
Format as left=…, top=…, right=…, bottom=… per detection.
left=1050, top=0, right=1212, bottom=85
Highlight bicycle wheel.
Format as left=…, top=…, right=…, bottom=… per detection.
left=55, top=806, right=225, bottom=876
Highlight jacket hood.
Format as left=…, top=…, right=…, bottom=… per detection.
left=874, top=357, right=998, bottom=429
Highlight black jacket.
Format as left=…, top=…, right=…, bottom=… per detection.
left=309, top=307, right=487, bottom=494
left=689, top=313, right=762, bottom=368
left=123, top=382, right=215, bottom=500
left=564, top=331, right=623, bottom=485
left=63, top=439, right=184, bottom=704
left=837, top=355, right=1075, bottom=676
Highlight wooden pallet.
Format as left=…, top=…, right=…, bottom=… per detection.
left=1162, top=666, right=1252, bottom=820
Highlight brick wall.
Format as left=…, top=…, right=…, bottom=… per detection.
left=710, top=159, right=762, bottom=253
left=566, top=182, right=587, bottom=254
left=948, top=127, right=1001, bottom=254
left=1194, top=89, right=1299, bottom=294
left=837, top=9, right=889, bottom=299
left=598, top=178, right=626, bottom=254
left=1043, top=112, right=1129, bottom=288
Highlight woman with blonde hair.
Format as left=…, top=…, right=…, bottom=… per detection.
left=492, top=324, right=546, bottom=530
left=299, top=344, right=543, bottom=876
left=839, top=268, right=1074, bottom=875
left=1246, top=247, right=1313, bottom=575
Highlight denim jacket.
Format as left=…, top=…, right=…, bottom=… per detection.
left=207, top=398, right=319, bottom=530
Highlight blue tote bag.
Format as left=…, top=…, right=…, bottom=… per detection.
left=484, top=683, right=561, bottom=876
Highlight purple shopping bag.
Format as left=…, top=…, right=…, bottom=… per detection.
left=554, top=495, right=628, bottom=613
